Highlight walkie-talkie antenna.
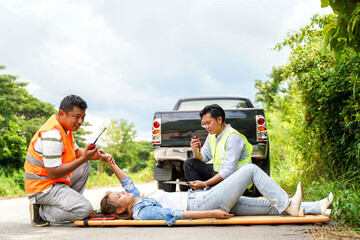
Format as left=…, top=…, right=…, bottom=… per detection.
left=93, top=127, right=107, bottom=144
left=89, top=127, right=107, bottom=150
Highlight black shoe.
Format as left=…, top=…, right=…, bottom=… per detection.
left=29, top=204, right=50, bottom=227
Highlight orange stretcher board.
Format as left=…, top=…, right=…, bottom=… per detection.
left=74, top=215, right=329, bottom=227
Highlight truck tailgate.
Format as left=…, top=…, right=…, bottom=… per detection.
left=155, top=108, right=265, bottom=147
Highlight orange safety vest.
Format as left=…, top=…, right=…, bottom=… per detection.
left=24, top=114, right=76, bottom=194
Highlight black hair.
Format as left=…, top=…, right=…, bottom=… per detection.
left=199, top=104, right=225, bottom=123
left=59, top=95, right=87, bottom=113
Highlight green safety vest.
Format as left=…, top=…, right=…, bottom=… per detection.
left=209, top=126, right=253, bottom=172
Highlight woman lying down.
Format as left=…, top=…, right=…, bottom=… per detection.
left=97, top=151, right=333, bottom=226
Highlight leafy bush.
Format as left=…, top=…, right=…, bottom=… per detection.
left=0, top=168, right=25, bottom=198
left=266, top=92, right=307, bottom=189
left=255, top=14, right=360, bottom=229
left=305, top=171, right=360, bottom=229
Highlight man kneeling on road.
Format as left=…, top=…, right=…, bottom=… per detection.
left=184, top=104, right=253, bottom=190
left=24, top=94, right=113, bottom=227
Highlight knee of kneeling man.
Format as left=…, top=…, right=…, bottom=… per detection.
left=77, top=201, right=94, bottom=219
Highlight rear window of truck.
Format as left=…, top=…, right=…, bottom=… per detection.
left=177, top=99, right=249, bottom=110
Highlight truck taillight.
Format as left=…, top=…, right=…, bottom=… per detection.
left=257, top=118, right=265, bottom=125
left=152, top=118, right=161, bottom=144
left=256, top=115, right=267, bottom=142
left=153, top=121, right=160, bottom=129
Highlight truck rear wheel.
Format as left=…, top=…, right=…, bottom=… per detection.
left=157, top=181, right=176, bottom=192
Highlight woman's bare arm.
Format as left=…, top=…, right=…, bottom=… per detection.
left=183, top=209, right=233, bottom=219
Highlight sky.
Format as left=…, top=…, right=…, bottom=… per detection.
left=0, top=0, right=332, bottom=142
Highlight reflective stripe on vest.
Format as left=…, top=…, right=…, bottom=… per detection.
left=26, top=154, right=44, bottom=167
left=24, top=114, right=76, bottom=194
left=209, top=127, right=253, bottom=172
left=24, top=172, right=70, bottom=181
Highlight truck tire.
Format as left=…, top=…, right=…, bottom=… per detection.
left=157, top=181, right=176, bottom=192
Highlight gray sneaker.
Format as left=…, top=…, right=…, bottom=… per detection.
left=29, top=204, right=50, bottom=227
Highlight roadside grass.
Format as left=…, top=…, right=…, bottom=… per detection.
left=127, top=167, right=154, bottom=184
left=0, top=168, right=25, bottom=198
left=86, top=171, right=120, bottom=189
left=305, top=172, right=360, bottom=230
left=271, top=146, right=360, bottom=232
left=267, top=102, right=360, bottom=231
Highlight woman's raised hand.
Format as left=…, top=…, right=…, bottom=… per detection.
left=98, top=149, right=115, bottom=165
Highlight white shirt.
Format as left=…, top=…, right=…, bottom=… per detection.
left=150, top=190, right=188, bottom=211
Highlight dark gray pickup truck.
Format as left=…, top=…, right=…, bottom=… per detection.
left=152, top=96, right=269, bottom=196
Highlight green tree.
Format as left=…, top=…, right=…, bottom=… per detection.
left=17, top=95, right=57, bottom=144
left=262, top=14, right=360, bottom=177
left=90, top=119, right=153, bottom=176
left=0, top=66, right=56, bottom=169
left=255, top=14, right=360, bottom=227
left=128, top=141, right=153, bottom=173
left=88, top=120, right=153, bottom=187
left=73, top=122, right=92, bottom=148
left=321, top=0, right=360, bottom=57
left=275, top=14, right=360, bottom=175
left=254, top=66, right=286, bottom=108
left=101, top=119, right=137, bottom=169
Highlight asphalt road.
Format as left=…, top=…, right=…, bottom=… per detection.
left=0, top=182, right=328, bottom=240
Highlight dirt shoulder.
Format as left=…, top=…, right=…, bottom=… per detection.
left=305, top=221, right=360, bottom=239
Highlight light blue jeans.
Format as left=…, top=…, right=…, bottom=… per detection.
left=230, top=196, right=320, bottom=215
left=187, top=164, right=320, bottom=215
